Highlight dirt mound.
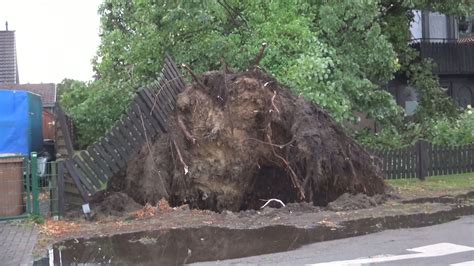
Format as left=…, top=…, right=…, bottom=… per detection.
left=92, top=192, right=142, bottom=218
left=326, top=193, right=386, bottom=211
left=108, top=57, right=386, bottom=212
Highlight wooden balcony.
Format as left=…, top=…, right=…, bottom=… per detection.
left=411, top=40, right=474, bottom=75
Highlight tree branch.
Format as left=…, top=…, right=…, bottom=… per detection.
left=220, top=57, right=231, bottom=74
left=181, top=64, right=207, bottom=90
left=252, top=42, right=267, bottom=68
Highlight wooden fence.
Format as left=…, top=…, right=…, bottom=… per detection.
left=371, top=140, right=474, bottom=179
left=58, top=55, right=186, bottom=203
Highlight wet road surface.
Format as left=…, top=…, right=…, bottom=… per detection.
left=33, top=205, right=473, bottom=265
left=197, top=215, right=474, bottom=265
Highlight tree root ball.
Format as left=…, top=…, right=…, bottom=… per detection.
left=108, top=69, right=386, bottom=212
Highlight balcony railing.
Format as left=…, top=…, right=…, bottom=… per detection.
left=410, top=39, right=474, bottom=75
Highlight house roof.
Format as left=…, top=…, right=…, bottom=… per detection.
left=0, top=30, right=19, bottom=84
left=0, top=83, right=57, bottom=107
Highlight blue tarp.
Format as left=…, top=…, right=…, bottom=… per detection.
left=0, top=90, right=43, bottom=155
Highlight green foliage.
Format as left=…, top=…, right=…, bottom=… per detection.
left=56, top=78, right=87, bottom=100
left=94, top=0, right=404, bottom=124
left=354, top=123, right=420, bottom=149
left=63, top=0, right=473, bottom=148
left=406, top=58, right=459, bottom=122
left=357, top=107, right=474, bottom=149
left=426, top=106, right=474, bottom=145
left=59, top=79, right=134, bottom=148
left=283, top=39, right=352, bottom=120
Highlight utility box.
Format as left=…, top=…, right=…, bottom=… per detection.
left=0, top=156, right=25, bottom=217
left=0, top=90, right=43, bottom=155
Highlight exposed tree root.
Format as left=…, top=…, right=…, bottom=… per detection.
left=172, top=139, right=188, bottom=175
left=270, top=90, right=280, bottom=114
left=110, top=48, right=386, bottom=212
left=177, top=114, right=196, bottom=145
left=267, top=134, right=305, bottom=200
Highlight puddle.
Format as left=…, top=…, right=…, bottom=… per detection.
left=34, top=204, right=473, bottom=265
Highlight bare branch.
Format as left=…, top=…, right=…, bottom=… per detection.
left=181, top=63, right=207, bottom=90
left=137, top=106, right=153, bottom=155
left=253, top=42, right=267, bottom=67
left=216, top=0, right=249, bottom=29
left=150, top=76, right=183, bottom=114
left=220, top=57, right=231, bottom=74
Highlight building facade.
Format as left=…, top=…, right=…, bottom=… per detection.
left=389, top=11, right=474, bottom=115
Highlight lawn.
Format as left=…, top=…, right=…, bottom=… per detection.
left=387, top=172, right=474, bottom=193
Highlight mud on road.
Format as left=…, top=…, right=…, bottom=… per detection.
left=39, top=203, right=474, bottom=265
left=33, top=189, right=474, bottom=260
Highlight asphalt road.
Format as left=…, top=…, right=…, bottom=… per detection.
left=196, top=215, right=474, bottom=265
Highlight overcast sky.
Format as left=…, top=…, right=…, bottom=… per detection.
left=0, top=0, right=102, bottom=84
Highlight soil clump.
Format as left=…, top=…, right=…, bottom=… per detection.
left=326, top=193, right=386, bottom=211
left=91, top=192, right=142, bottom=218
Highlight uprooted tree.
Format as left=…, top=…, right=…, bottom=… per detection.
left=107, top=47, right=386, bottom=212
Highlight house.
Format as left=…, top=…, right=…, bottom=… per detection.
left=0, top=22, right=58, bottom=140
left=388, top=11, right=474, bottom=114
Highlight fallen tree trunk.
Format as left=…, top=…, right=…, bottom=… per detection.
left=108, top=59, right=386, bottom=212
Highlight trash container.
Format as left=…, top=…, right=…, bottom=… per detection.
left=0, top=156, right=25, bottom=217
left=43, top=139, right=56, bottom=161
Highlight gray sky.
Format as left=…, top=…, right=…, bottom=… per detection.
left=0, top=0, right=101, bottom=84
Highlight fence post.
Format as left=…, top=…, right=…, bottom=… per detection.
left=31, top=152, right=40, bottom=215
left=50, top=161, right=59, bottom=218
left=57, top=160, right=66, bottom=218
left=24, top=157, right=32, bottom=214
left=416, top=140, right=429, bottom=181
